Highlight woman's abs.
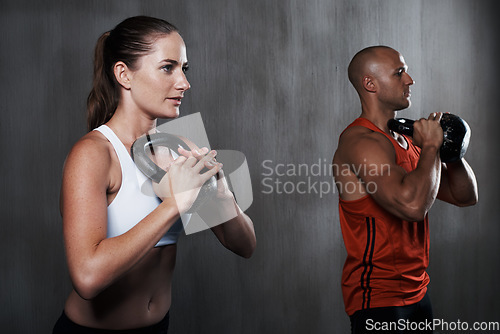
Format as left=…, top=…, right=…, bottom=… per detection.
left=64, top=245, right=176, bottom=330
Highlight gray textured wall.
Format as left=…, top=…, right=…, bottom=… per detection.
left=1, top=0, right=499, bottom=333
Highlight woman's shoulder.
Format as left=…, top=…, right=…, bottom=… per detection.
left=64, top=130, right=114, bottom=175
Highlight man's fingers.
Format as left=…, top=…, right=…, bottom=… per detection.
left=427, top=112, right=442, bottom=121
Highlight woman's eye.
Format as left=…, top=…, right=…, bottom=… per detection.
left=162, top=65, right=173, bottom=72
left=182, top=66, right=189, bottom=73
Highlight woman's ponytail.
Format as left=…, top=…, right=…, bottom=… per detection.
left=86, top=31, right=118, bottom=131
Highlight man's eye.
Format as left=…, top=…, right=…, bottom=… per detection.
left=182, top=66, right=189, bottom=73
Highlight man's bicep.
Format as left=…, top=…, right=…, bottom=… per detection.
left=349, top=137, right=409, bottom=212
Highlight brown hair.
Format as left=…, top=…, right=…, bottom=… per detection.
left=87, top=16, right=178, bottom=131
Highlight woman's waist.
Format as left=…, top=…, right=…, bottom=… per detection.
left=64, top=245, right=176, bottom=329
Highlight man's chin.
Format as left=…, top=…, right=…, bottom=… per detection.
left=396, top=101, right=411, bottom=112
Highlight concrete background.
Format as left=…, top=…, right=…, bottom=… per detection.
left=1, top=0, right=498, bottom=332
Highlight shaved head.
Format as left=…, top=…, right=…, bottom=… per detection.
left=348, top=45, right=399, bottom=92
left=347, top=45, right=414, bottom=111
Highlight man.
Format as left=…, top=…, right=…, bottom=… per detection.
left=332, top=46, right=478, bottom=333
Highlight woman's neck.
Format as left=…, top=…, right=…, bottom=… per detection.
left=105, top=106, right=157, bottom=149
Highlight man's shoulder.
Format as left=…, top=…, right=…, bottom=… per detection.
left=335, top=125, right=396, bottom=165
left=339, top=125, right=392, bottom=150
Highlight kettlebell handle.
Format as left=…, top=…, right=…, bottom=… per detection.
left=387, top=118, right=414, bottom=137
left=131, top=133, right=190, bottom=184
left=131, top=132, right=219, bottom=213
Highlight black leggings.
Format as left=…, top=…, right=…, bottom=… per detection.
left=52, top=311, right=169, bottom=334
left=350, top=292, right=433, bottom=334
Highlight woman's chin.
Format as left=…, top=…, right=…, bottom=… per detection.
left=161, top=108, right=180, bottom=119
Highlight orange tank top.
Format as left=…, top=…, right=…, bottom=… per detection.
left=338, top=118, right=430, bottom=316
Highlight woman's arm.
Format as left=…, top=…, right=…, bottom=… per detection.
left=210, top=197, right=256, bottom=259
left=174, top=147, right=256, bottom=258
left=62, top=134, right=220, bottom=300
left=207, top=170, right=256, bottom=258
left=61, top=134, right=181, bottom=300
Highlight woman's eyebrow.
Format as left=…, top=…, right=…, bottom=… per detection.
left=159, top=59, right=189, bottom=66
left=159, top=59, right=178, bottom=64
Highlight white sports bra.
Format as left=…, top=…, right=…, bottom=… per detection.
left=94, top=125, right=184, bottom=247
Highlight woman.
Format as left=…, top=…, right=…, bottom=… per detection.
left=53, top=16, right=256, bottom=333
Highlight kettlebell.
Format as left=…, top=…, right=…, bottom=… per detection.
left=387, top=113, right=471, bottom=163
left=131, top=133, right=218, bottom=213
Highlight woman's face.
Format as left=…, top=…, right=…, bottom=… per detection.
left=128, top=32, right=190, bottom=119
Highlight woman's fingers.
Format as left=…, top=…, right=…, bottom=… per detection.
left=177, top=146, right=209, bottom=159
left=193, top=150, right=218, bottom=173
left=183, top=156, right=199, bottom=168
left=203, top=160, right=222, bottom=179
left=171, top=155, right=187, bottom=165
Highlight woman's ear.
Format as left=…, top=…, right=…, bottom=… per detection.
left=113, top=61, right=132, bottom=89
left=362, top=75, right=376, bottom=93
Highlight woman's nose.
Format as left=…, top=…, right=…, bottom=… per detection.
left=176, top=72, right=190, bottom=91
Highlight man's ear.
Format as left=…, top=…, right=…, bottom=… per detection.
left=362, top=75, right=376, bottom=93
left=113, top=61, right=132, bottom=89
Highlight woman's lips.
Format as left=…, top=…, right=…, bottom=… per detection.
left=168, top=97, right=182, bottom=106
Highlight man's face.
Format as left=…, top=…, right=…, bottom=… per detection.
left=372, top=49, right=414, bottom=111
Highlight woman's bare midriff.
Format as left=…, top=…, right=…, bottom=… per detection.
left=64, top=244, right=177, bottom=330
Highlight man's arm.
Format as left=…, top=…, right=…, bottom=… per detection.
left=437, top=159, right=478, bottom=207
left=343, top=114, right=444, bottom=221
left=349, top=136, right=441, bottom=221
